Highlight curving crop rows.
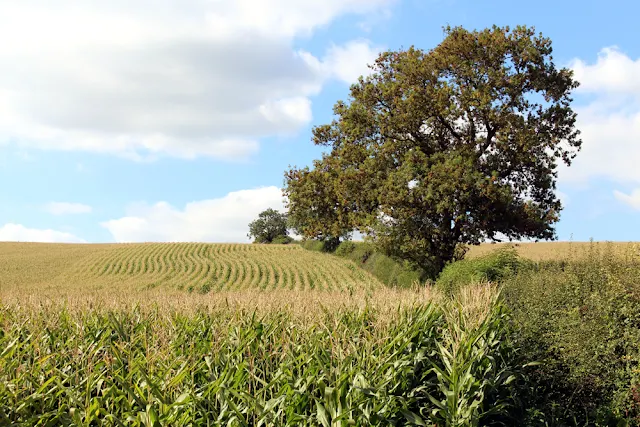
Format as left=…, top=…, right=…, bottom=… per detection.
left=65, top=243, right=380, bottom=292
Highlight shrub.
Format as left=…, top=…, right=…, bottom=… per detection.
left=302, top=239, right=428, bottom=288
left=271, top=235, right=294, bottom=245
left=345, top=242, right=376, bottom=264
left=503, top=242, right=640, bottom=425
left=301, top=239, right=328, bottom=252
left=364, top=253, right=420, bottom=288
left=436, top=246, right=525, bottom=294
left=335, top=240, right=357, bottom=257
left=332, top=241, right=425, bottom=288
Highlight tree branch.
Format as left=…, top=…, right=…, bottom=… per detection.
left=464, top=106, right=477, bottom=145
left=479, top=124, right=496, bottom=156
left=436, top=115, right=462, bottom=142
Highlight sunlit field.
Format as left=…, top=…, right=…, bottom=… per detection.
left=3, top=241, right=640, bottom=425
left=0, top=242, right=514, bottom=425
left=466, top=240, right=639, bottom=261
left=0, top=242, right=381, bottom=296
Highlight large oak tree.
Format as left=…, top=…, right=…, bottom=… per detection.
left=284, top=25, right=581, bottom=274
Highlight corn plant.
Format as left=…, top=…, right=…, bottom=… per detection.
left=0, top=284, right=516, bottom=426
left=425, top=288, right=518, bottom=426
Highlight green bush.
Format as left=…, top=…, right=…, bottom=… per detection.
left=301, top=238, right=347, bottom=252
left=436, top=246, right=525, bottom=294
left=503, top=242, right=640, bottom=425
left=332, top=241, right=424, bottom=288
left=343, top=241, right=376, bottom=264
left=301, top=239, right=326, bottom=252
left=334, top=240, right=357, bottom=257
left=271, top=235, right=294, bottom=244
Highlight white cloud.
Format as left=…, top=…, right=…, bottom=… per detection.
left=0, top=223, right=86, bottom=243
left=560, top=108, right=640, bottom=184
left=560, top=48, right=640, bottom=186
left=0, top=1, right=391, bottom=161
left=571, top=47, right=640, bottom=96
left=202, top=0, right=394, bottom=39
left=323, top=40, right=383, bottom=84
left=44, top=202, right=93, bottom=215
left=614, top=189, right=640, bottom=211
left=102, top=186, right=285, bottom=243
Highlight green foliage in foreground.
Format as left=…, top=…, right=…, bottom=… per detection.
left=0, top=294, right=519, bottom=426
left=433, top=242, right=640, bottom=425
left=502, top=243, right=640, bottom=426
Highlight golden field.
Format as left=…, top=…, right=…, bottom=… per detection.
left=2, top=240, right=637, bottom=299
left=0, top=242, right=505, bottom=426
left=0, top=242, right=381, bottom=298
left=465, top=240, right=640, bottom=261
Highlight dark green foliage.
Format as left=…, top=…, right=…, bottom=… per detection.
left=338, top=241, right=376, bottom=263
left=502, top=243, right=640, bottom=425
left=284, top=25, right=582, bottom=275
left=300, top=239, right=332, bottom=252
left=301, top=239, right=424, bottom=288
left=271, top=235, right=294, bottom=245
left=335, top=240, right=358, bottom=257
left=360, top=253, right=420, bottom=288
left=436, top=246, right=528, bottom=294
left=284, top=163, right=353, bottom=248
left=247, top=208, right=289, bottom=244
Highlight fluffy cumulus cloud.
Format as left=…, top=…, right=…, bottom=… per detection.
left=0, top=1, right=388, bottom=161
left=322, top=40, right=382, bottom=84
left=102, top=186, right=286, bottom=242
left=562, top=48, right=640, bottom=205
left=571, top=47, right=640, bottom=95
left=43, top=202, right=93, bottom=215
left=560, top=47, right=640, bottom=209
left=0, top=223, right=86, bottom=243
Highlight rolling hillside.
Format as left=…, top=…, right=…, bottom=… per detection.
left=0, top=242, right=381, bottom=294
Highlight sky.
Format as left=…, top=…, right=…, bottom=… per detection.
left=1, top=0, right=639, bottom=244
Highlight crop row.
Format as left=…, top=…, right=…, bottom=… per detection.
left=69, top=243, right=378, bottom=292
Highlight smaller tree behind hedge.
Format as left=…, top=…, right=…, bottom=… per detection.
left=248, top=208, right=289, bottom=244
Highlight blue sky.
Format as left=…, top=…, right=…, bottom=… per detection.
left=0, top=0, right=639, bottom=243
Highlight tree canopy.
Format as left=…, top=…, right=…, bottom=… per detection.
left=283, top=25, right=582, bottom=275
left=247, top=208, right=289, bottom=244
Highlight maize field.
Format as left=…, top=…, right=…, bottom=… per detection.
left=0, top=242, right=380, bottom=295
left=0, top=243, right=519, bottom=426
